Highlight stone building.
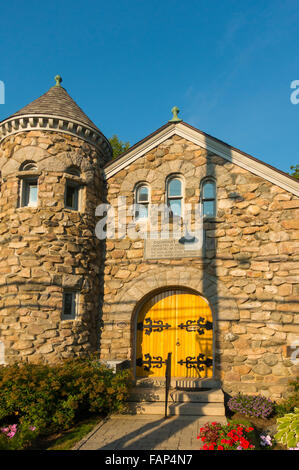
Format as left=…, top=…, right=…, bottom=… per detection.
left=0, top=77, right=298, bottom=402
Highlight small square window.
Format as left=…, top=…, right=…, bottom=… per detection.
left=65, top=182, right=80, bottom=210
left=62, top=292, right=78, bottom=320
left=21, top=178, right=38, bottom=207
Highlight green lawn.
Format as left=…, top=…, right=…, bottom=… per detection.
left=29, top=416, right=103, bottom=450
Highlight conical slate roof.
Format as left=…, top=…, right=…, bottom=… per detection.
left=0, top=76, right=112, bottom=159
left=10, top=78, right=100, bottom=131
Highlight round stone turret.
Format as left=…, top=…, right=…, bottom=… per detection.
left=0, top=77, right=111, bottom=363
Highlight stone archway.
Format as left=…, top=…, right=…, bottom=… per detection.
left=135, top=287, right=214, bottom=380
left=101, top=266, right=239, bottom=379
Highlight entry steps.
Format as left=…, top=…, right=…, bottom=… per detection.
left=127, top=381, right=225, bottom=416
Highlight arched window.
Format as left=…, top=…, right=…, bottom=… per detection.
left=66, top=166, right=81, bottom=177
left=135, top=184, right=149, bottom=220
left=201, top=179, right=216, bottom=217
left=20, top=161, right=37, bottom=171
left=167, top=176, right=183, bottom=217
left=19, top=161, right=38, bottom=207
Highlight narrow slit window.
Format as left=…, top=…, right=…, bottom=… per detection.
left=201, top=180, right=216, bottom=217
left=135, top=185, right=149, bottom=220
left=167, top=177, right=183, bottom=217
left=62, top=292, right=77, bottom=320
left=21, top=178, right=38, bottom=207
left=65, top=182, right=80, bottom=210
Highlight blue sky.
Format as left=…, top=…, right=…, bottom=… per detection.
left=0, top=0, right=298, bottom=173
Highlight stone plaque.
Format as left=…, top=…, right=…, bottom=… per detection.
left=144, top=237, right=202, bottom=260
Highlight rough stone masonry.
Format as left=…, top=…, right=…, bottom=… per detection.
left=0, top=78, right=298, bottom=401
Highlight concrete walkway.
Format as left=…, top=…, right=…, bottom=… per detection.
left=74, top=414, right=227, bottom=451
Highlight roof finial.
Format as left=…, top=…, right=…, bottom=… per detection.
left=169, top=106, right=182, bottom=123
left=54, top=75, right=62, bottom=87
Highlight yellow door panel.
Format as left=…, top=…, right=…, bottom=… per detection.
left=136, top=290, right=213, bottom=379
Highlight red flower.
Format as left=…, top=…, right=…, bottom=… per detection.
left=239, top=438, right=250, bottom=449
left=201, top=437, right=206, bottom=441
left=209, top=444, right=214, bottom=450
left=217, top=445, right=224, bottom=450
left=203, top=444, right=209, bottom=450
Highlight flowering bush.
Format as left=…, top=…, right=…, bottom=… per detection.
left=227, top=393, right=273, bottom=419
left=0, top=355, right=132, bottom=434
left=196, top=422, right=222, bottom=447
left=260, top=433, right=273, bottom=447
left=0, top=423, right=38, bottom=450
left=197, top=421, right=256, bottom=450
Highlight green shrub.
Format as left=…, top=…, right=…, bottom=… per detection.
left=274, top=377, right=299, bottom=417
left=274, top=408, right=299, bottom=449
left=0, top=355, right=132, bottom=435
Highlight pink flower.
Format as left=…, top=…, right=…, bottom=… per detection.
left=1, top=424, right=18, bottom=438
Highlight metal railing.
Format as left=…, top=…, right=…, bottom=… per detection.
left=164, top=352, right=172, bottom=419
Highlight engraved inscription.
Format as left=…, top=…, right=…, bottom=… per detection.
left=144, top=238, right=202, bottom=259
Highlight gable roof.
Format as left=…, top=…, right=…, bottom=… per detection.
left=104, top=121, right=299, bottom=197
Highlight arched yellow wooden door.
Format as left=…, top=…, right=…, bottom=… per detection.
left=136, top=290, right=213, bottom=378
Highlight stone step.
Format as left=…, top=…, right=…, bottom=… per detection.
left=175, top=378, right=221, bottom=389
left=136, top=377, right=221, bottom=389
left=127, top=401, right=226, bottom=416
left=128, top=387, right=224, bottom=403
left=171, top=389, right=224, bottom=403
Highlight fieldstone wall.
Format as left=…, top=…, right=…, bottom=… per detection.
left=102, top=134, right=299, bottom=400
left=0, top=130, right=104, bottom=363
